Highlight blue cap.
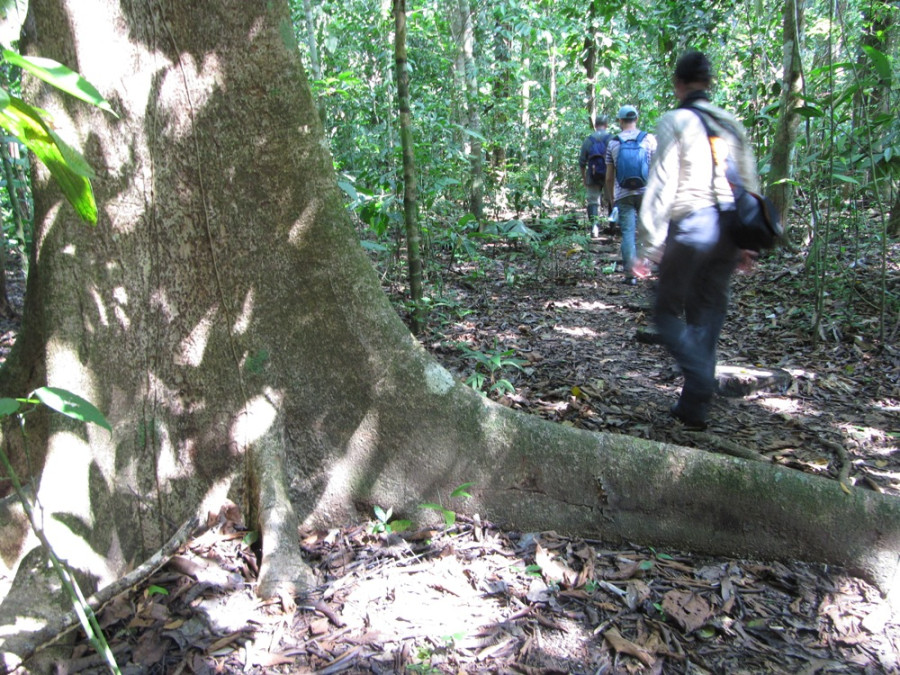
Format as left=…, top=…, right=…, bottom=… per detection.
left=617, top=105, right=638, bottom=121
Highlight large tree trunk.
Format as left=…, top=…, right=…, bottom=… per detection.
left=1, top=0, right=899, bottom=668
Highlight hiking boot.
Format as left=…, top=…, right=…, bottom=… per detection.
left=670, top=404, right=708, bottom=431
left=591, top=224, right=600, bottom=238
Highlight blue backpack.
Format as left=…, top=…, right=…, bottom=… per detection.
left=614, top=131, right=650, bottom=190
left=586, top=132, right=610, bottom=185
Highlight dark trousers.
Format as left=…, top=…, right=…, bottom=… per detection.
left=654, top=207, right=738, bottom=421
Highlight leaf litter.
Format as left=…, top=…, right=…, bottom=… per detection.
left=55, top=505, right=899, bottom=673
left=3, top=229, right=900, bottom=672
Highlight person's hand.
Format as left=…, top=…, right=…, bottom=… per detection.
left=737, top=249, right=758, bottom=274
left=632, top=258, right=653, bottom=279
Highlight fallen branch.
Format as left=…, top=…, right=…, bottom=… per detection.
left=4, top=516, right=201, bottom=673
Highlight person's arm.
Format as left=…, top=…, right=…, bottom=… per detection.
left=638, top=114, right=680, bottom=262
left=604, top=140, right=616, bottom=206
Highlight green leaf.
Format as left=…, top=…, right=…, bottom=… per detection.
left=638, top=559, right=654, bottom=571
left=2, top=49, right=118, bottom=117
left=861, top=45, right=892, bottom=82
left=794, top=105, right=824, bottom=119
left=389, top=519, right=412, bottom=533
left=242, top=530, right=259, bottom=546
left=146, top=585, right=169, bottom=597
left=0, top=397, right=20, bottom=416
left=359, top=240, right=388, bottom=252
left=450, top=482, right=474, bottom=499
left=0, top=96, right=97, bottom=223
left=831, top=173, right=860, bottom=185
left=31, top=386, right=111, bottom=430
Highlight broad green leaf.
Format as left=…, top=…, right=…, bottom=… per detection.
left=31, top=386, right=111, bottom=430
left=794, top=105, right=824, bottom=119
left=0, top=96, right=97, bottom=223
left=359, top=240, right=388, bottom=252
left=0, top=88, right=8, bottom=109
left=450, top=482, right=474, bottom=499
left=831, top=173, right=860, bottom=185
left=146, top=585, right=169, bottom=597
left=861, top=45, right=892, bottom=82
left=336, top=179, right=358, bottom=201
left=0, top=397, right=20, bottom=416
left=389, top=519, right=412, bottom=533
left=452, top=123, right=488, bottom=144
left=808, top=61, right=854, bottom=78
left=2, top=49, right=118, bottom=117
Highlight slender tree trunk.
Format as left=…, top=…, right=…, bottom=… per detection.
left=1, top=2, right=899, bottom=667
left=582, top=0, right=598, bottom=120
left=392, top=0, right=423, bottom=334
left=302, top=0, right=321, bottom=80
left=301, top=0, right=327, bottom=125
left=491, top=20, right=510, bottom=171
left=0, top=142, right=21, bottom=318
left=452, top=0, right=484, bottom=223
left=766, top=0, right=805, bottom=232
left=890, top=191, right=900, bottom=238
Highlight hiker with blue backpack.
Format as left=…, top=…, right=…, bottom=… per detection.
left=578, top=114, right=611, bottom=238
left=604, top=105, right=657, bottom=286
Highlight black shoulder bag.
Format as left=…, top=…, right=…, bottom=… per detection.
left=687, top=108, right=782, bottom=251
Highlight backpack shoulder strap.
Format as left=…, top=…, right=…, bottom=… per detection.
left=636, top=131, right=648, bottom=143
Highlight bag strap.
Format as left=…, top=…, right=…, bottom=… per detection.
left=685, top=107, right=732, bottom=209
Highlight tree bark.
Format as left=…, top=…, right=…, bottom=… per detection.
left=392, top=0, right=424, bottom=334
left=1, top=1, right=899, bottom=668
left=582, top=0, right=597, bottom=121
left=452, top=0, right=484, bottom=223
left=766, top=0, right=805, bottom=231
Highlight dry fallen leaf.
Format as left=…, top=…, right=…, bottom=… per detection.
left=603, top=626, right=655, bottom=666
left=661, top=589, right=713, bottom=633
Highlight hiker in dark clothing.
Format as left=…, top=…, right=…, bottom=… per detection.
left=634, top=50, right=760, bottom=430
left=579, top=114, right=611, bottom=238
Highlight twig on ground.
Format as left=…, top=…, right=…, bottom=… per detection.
left=19, top=516, right=202, bottom=669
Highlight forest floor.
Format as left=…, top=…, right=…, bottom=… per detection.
left=4, top=221, right=900, bottom=674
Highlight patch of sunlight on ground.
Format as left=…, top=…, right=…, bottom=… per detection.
left=554, top=298, right=617, bottom=311
left=755, top=396, right=803, bottom=414
left=554, top=325, right=599, bottom=338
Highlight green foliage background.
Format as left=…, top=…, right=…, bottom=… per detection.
left=287, top=0, right=898, bottom=343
